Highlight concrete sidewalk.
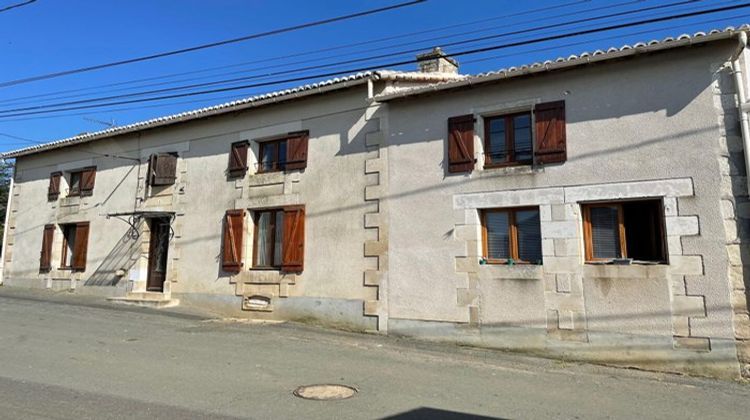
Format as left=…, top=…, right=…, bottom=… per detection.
left=0, top=286, right=748, bottom=419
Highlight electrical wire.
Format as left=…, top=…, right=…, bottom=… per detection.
left=0, top=0, right=713, bottom=114
left=0, top=0, right=427, bottom=88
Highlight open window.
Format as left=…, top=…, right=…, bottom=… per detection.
left=257, top=131, right=309, bottom=173
left=481, top=207, right=542, bottom=265
left=67, top=166, right=96, bottom=197
left=582, top=199, right=666, bottom=264
left=59, top=222, right=90, bottom=271
left=252, top=206, right=305, bottom=272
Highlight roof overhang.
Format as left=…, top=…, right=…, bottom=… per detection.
left=373, top=26, right=748, bottom=102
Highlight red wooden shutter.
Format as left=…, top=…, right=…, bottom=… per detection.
left=72, top=222, right=90, bottom=271
left=447, top=115, right=475, bottom=173
left=534, top=101, right=567, bottom=164
left=80, top=166, right=96, bottom=196
left=228, top=141, right=249, bottom=177
left=149, top=153, right=178, bottom=186
left=48, top=172, right=61, bottom=200
left=281, top=206, right=305, bottom=273
left=285, top=130, right=309, bottom=170
left=39, top=224, right=55, bottom=272
left=222, top=209, right=244, bottom=273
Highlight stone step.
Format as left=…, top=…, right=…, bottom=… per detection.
left=107, top=292, right=179, bottom=309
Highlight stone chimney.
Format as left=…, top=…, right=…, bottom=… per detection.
left=416, top=47, right=459, bottom=74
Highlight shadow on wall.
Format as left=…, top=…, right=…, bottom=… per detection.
left=382, top=407, right=505, bottom=420
left=85, top=219, right=143, bottom=287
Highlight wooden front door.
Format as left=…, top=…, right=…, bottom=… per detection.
left=147, top=217, right=170, bottom=292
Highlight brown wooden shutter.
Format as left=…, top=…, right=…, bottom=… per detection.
left=72, top=222, right=90, bottom=271
left=281, top=206, right=305, bottom=273
left=222, top=209, right=244, bottom=273
left=447, top=115, right=475, bottom=173
left=228, top=141, right=249, bottom=177
left=285, top=130, right=309, bottom=170
left=48, top=172, right=61, bottom=200
left=80, top=166, right=96, bottom=196
left=534, top=101, right=567, bottom=164
left=39, top=224, right=55, bottom=272
left=149, top=153, right=178, bottom=186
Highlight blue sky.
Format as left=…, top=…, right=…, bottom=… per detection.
left=0, top=0, right=747, bottom=153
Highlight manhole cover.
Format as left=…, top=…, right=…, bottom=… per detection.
left=293, top=384, right=357, bottom=400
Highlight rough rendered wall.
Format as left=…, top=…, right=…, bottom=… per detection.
left=385, top=42, right=742, bottom=378
left=4, top=88, right=382, bottom=331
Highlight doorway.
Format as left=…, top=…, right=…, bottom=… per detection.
left=146, top=217, right=171, bottom=292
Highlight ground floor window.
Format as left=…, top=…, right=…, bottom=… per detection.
left=59, top=222, right=90, bottom=271
left=253, top=209, right=284, bottom=269
left=481, top=207, right=542, bottom=264
left=582, top=199, right=666, bottom=263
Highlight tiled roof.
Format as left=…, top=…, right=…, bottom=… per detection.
left=3, top=25, right=747, bottom=158
left=374, top=25, right=750, bottom=101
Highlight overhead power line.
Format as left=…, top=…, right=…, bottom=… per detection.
left=0, top=1, right=746, bottom=119
left=0, top=11, right=744, bottom=126
left=0, top=0, right=599, bottom=107
left=0, top=0, right=36, bottom=14
left=0, top=0, right=708, bottom=114
left=0, top=0, right=426, bottom=88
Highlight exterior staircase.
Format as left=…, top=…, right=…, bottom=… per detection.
left=107, top=292, right=179, bottom=308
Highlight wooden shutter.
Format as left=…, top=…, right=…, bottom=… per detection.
left=228, top=141, right=249, bottom=177
left=149, top=153, right=178, bottom=186
left=222, top=209, right=244, bottom=273
left=281, top=206, right=305, bottom=273
left=534, top=101, right=567, bottom=164
left=447, top=115, right=475, bottom=173
left=48, top=172, right=61, bottom=200
left=72, top=222, right=90, bottom=271
left=285, top=130, right=309, bottom=170
left=80, top=166, right=96, bottom=196
left=39, top=224, right=55, bottom=272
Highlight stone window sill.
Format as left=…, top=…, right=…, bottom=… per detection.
left=583, top=263, right=669, bottom=279
left=479, top=264, right=544, bottom=280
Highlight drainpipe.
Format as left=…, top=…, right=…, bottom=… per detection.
left=731, top=32, right=750, bottom=194
left=0, top=162, right=14, bottom=285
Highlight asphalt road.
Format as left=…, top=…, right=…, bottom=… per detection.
left=0, top=287, right=749, bottom=420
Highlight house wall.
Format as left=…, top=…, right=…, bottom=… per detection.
left=383, top=41, right=746, bottom=378
left=3, top=88, right=384, bottom=331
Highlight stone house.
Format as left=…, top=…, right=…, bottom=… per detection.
left=2, top=27, right=750, bottom=379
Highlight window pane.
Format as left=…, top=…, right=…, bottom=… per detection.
left=273, top=211, right=284, bottom=266
left=256, top=212, right=271, bottom=266
left=513, top=114, right=532, bottom=162
left=260, top=143, right=277, bottom=172
left=487, top=118, right=506, bottom=162
left=590, top=206, right=621, bottom=259
left=485, top=212, right=510, bottom=260
left=65, top=226, right=76, bottom=267
left=278, top=141, right=287, bottom=170
left=516, top=209, right=542, bottom=263
left=70, top=172, right=81, bottom=193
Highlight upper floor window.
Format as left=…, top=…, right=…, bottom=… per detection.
left=66, top=166, right=96, bottom=197
left=582, top=199, right=666, bottom=263
left=148, top=153, right=178, bottom=186
left=484, top=112, right=532, bottom=167
left=258, top=139, right=287, bottom=173
left=256, top=131, right=309, bottom=174
left=481, top=207, right=542, bottom=265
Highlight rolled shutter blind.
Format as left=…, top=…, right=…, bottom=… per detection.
left=590, top=206, right=621, bottom=259
left=485, top=211, right=510, bottom=260
left=515, top=209, right=542, bottom=263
